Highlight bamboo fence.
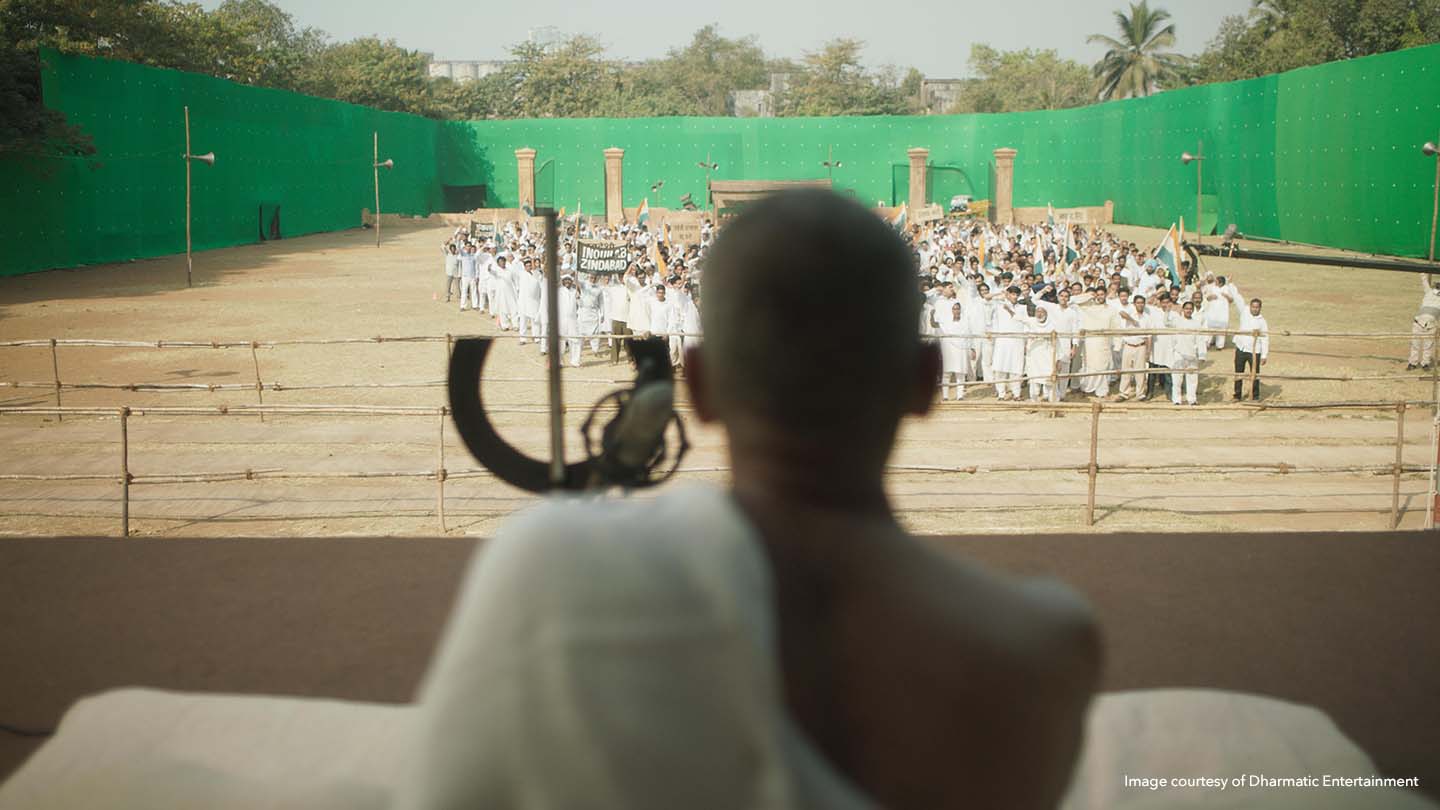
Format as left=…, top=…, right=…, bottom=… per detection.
left=2, top=328, right=1438, bottom=535
left=3, top=327, right=1439, bottom=413
left=0, top=400, right=1434, bottom=538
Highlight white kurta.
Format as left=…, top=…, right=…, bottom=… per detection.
left=577, top=280, right=604, bottom=336
left=627, top=279, right=652, bottom=333
left=990, top=301, right=1026, bottom=375
left=938, top=318, right=973, bottom=377
left=1079, top=303, right=1118, bottom=393
left=604, top=281, right=630, bottom=325
left=1024, top=319, right=1058, bottom=385
left=514, top=269, right=541, bottom=320
left=681, top=299, right=702, bottom=351
left=557, top=285, right=579, bottom=338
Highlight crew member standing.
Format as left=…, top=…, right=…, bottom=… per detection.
left=1231, top=296, right=1269, bottom=401
left=1408, top=274, right=1440, bottom=370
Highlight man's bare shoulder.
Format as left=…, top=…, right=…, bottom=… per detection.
left=874, top=533, right=1101, bottom=681
left=825, top=532, right=1101, bottom=809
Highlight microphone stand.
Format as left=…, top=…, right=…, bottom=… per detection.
left=543, top=209, right=564, bottom=488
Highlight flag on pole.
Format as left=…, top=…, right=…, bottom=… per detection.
left=1032, top=237, right=1045, bottom=276
left=651, top=239, right=668, bottom=278
left=977, top=230, right=988, bottom=269
left=1064, top=225, right=1079, bottom=263
left=1155, top=224, right=1184, bottom=287
left=637, top=198, right=651, bottom=226
left=887, top=203, right=908, bottom=230
left=1047, top=203, right=1056, bottom=226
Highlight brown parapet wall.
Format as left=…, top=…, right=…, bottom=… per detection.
left=0, top=532, right=1435, bottom=796
left=1012, top=201, right=1115, bottom=227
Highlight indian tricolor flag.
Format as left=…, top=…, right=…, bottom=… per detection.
left=1032, top=237, right=1045, bottom=276
left=1064, top=225, right=1079, bottom=263
left=637, top=198, right=651, bottom=226
left=1047, top=203, right=1056, bottom=226
left=887, top=203, right=908, bottom=230
left=1155, top=224, right=1184, bottom=287
left=977, top=230, right=988, bottom=269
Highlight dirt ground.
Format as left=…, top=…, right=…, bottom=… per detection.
left=1, top=221, right=1436, bottom=536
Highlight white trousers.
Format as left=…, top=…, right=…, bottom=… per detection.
left=941, top=373, right=966, bottom=400
left=459, top=277, right=480, bottom=310
left=994, top=372, right=1022, bottom=398
left=1410, top=315, right=1436, bottom=366
left=1028, top=381, right=1056, bottom=401
left=1170, top=364, right=1199, bottom=404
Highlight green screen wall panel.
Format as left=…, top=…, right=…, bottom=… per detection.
left=2, top=43, right=1437, bottom=277
left=0, top=49, right=442, bottom=276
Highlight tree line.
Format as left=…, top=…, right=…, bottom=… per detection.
left=2, top=0, right=1437, bottom=159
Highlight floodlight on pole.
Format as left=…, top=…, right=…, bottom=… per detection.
left=697, top=152, right=719, bottom=213
left=1181, top=142, right=1204, bottom=245
left=373, top=132, right=394, bottom=248
left=822, top=144, right=843, bottom=182
left=1425, top=140, right=1440, bottom=262
left=182, top=105, right=215, bottom=288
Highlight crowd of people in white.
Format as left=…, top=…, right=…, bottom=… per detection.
left=911, top=219, right=1269, bottom=404
left=441, top=218, right=706, bottom=369
left=439, top=213, right=1274, bottom=405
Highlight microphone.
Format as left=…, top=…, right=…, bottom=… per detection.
left=601, top=379, right=675, bottom=477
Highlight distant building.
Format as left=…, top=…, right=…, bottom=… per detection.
left=724, top=71, right=795, bottom=117
left=920, top=78, right=966, bottom=114
left=427, top=59, right=510, bottom=83
left=728, top=89, right=773, bottom=118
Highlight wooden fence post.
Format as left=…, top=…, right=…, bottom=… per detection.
left=1392, top=401, right=1406, bottom=530
left=1431, top=324, right=1439, bottom=415
left=1049, top=330, right=1060, bottom=414
left=50, top=338, right=63, bottom=421
left=444, top=334, right=453, bottom=408
left=250, top=341, right=265, bottom=422
left=119, top=407, right=130, bottom=537
left=436, top=406, right=447, bottom=533
left=1248, top=329, right=1261, bottom=400
left=1086, top=400, right=1101, bottom=526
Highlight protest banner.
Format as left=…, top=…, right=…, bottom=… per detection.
left=576, top=240, right=630, bottom=276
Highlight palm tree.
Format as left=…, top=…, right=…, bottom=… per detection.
left=1248, top=0, right=1290, bottom=38
left=1088, top=1, right=1184, bottom=100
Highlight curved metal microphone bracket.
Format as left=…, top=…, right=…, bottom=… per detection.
left=448, top=337, right=592, bottom=493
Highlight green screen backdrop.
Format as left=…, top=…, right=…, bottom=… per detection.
left=2, top=43, right=1437, bottom=276
left=1, top=49, right=442, bottom=276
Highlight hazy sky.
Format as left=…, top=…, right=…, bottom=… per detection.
left=198, top=0, right=1253, bottom=76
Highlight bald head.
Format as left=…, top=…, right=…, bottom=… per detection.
left=697, top=189, right=925, bottom=449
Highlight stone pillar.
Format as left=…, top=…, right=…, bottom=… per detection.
left=515, top=147, right=537, bottom=212
left=907, top=147, right=929, bottom=213
left=992, top=147, right=1018, bottom=225
left=604, top=148, right=625, bottom=226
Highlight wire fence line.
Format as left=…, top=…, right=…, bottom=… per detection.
left=0, top=327, right=1432, bottom=350
left=1, top=400, right=1435, bottom=537
left=3, top=329, right=1438, bottom=536
left=3, top=326, right=1439, bottom=414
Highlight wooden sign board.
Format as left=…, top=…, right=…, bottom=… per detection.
left=663, top=212, right=704, bottom=247
left=915, top=204, right=945, bottom=224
